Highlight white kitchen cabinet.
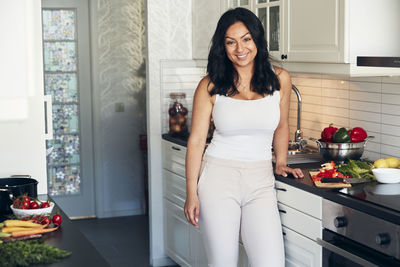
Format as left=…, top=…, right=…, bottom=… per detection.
left=283, top=226, right=322, bottom=267
left=275, top=181, right=322, bottom=266
left=164, top=199, right=191, bottom=267
left=196, top=0, right=400, bottom=76
left=0, top=0, right=48, bottom=194
left=275, top=180, right=322, bottom=220
left=162, top=140, right=209, bottom=267
left=283, top=0, right=344, bottom=63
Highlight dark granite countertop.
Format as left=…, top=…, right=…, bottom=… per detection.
left=1, top=195, right=110, bottom=267
left=162, top=133, right=400, bottom=225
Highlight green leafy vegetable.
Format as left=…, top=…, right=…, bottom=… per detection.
left=0, top=240, right=71, bottom=267
left=336, top=160, right=375, bottom=179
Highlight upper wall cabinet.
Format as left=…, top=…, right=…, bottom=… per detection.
left=283, top=0, right=344, bottom=63
left=193, top=0, right=400, bottom=76
left=0, top=0, right=44, bottom=120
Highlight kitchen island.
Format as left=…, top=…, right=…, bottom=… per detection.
left=1, top=197, right=110, bottom=267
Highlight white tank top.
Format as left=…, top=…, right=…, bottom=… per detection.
left=205, top=91, right=281, bottom=161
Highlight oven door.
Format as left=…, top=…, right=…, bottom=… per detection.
left=317, top=229, right=400, bottom=267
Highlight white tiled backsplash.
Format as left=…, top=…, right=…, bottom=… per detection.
left=161, top=60, right=400, bottom=161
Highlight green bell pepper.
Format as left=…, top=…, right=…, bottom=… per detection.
left=333, top=127, right=350, bottom=143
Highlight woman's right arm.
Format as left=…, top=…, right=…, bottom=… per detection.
left=184, top=77, right=213, bottom=226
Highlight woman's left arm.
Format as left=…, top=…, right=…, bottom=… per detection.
left=273, top=68, right=304, bottom=178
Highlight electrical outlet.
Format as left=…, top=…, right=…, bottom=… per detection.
left=115, top=102, right=125, bottom=112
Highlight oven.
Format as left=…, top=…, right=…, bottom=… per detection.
left=318, top=229, right=399, bottom=267
left=320, top=199, right=400, bottom=267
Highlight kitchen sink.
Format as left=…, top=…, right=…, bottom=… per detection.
left=273, top=146, right=323, bottom=165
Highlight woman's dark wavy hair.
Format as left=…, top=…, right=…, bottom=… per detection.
left=207, top=7, right=280, bottom=96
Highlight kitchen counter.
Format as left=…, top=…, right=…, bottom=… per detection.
left=162, top=134, right=400, bottom=226
left=1, top=196, right=110, bottom=267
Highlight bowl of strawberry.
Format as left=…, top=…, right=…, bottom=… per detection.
left=10, top=195, right=55, bottom=219
left=310, top=124, right=374, bottom=162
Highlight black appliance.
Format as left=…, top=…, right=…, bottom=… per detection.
left=0, top=177, right=38, bottom=215
left=357, top=57, right=400, bottom=68
left=318, top=181, right=400, bottom=267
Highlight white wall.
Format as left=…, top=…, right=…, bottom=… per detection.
left=0, top=0, right=47, bottom=194
left=90, top=0, right=147, bottom=218
left=146, top=0, right=192, bottom=265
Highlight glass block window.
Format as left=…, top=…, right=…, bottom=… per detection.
left=42, top=9, right=81, bottom=196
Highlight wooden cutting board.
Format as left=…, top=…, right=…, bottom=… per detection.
left=309, top=171, right=351, bottom=188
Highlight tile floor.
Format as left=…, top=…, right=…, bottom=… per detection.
left=73, top=215, right=179, bottom=267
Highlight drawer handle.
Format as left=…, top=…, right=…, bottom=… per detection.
left=278, top=209, right=286, bottom=214
left=275, top=187, right=287, bottom=192
left=171, top=146, right=181, bottom=151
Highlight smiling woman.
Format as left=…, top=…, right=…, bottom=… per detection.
left=184, top=7, right=303, bottom=267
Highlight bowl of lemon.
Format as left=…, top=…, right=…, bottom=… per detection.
left=372, top=157, right=400, bottom=183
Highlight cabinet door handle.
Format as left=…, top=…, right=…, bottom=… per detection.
left=282, top=231, right=286, bottom=236
left=281, top=54, right=288, bottom=60
left=275, top=187, right=287, bottom=192
left=171, top=146, right=181, bottom=151
left=316, top=238, right=378, bottom=267
left=44, top=95, right=53, bottom=140
left=278, top=209, right=287, bottom=214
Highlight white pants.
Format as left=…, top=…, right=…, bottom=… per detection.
left=197, top=155, right=285, bottom=267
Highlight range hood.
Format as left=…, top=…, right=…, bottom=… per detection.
left=357, top=57, right=400, bottom=68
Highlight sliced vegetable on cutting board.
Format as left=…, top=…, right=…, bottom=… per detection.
left=310, top=170, right=351, bottom=188
left=311, top=161, right=352, bottom=188
left=311, top=159, right=375, bottom=188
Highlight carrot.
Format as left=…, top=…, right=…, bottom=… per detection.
left=2, top=227, right=33, bottom=233
left=4, top=220, right=42, bottom=228
left=11, top=226, right=59, bottom=237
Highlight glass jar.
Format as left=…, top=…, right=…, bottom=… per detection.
left=168, top=93, right=188, bottom=136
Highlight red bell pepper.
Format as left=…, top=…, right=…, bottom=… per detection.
left=311, top=161, right=350, bottom=181
left=321, top=124, right=338, bottom=142
left=350, top=127, right=367, bottom=143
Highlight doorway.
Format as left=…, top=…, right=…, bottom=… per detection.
left=42, top=0, right=95, bottom=218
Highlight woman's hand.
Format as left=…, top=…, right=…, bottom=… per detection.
left=275, top=164, right=304, bottom=179
left=184, top=193, right=200, bottom=226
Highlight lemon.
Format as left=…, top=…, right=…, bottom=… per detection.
left=385, top=157, right=400, bottom=168
left=374, top=158, right=389, bottom=168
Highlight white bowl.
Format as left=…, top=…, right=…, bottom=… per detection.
left=372, top=168, right=400, bottom=184
left=10, top=201, right=55, bottom=219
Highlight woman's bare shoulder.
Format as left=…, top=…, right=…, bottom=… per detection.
left=273, top=66, right=292, bottom=91
left=273, top=66, right=291, bottom=80
left=197, top=76, right=214, bottom=94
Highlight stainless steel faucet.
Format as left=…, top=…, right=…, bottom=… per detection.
left=291, top=85, right=305, bottom=149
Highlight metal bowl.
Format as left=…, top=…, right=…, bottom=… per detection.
left=309, top=136, right=374, bottom=162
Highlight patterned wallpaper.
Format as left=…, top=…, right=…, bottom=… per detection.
left=96, top=0, right=146, bottom=215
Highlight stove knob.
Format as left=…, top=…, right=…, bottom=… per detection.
left=334, top=216, right=347, bottom=228
left=376, top=233, right=391, bottom=245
